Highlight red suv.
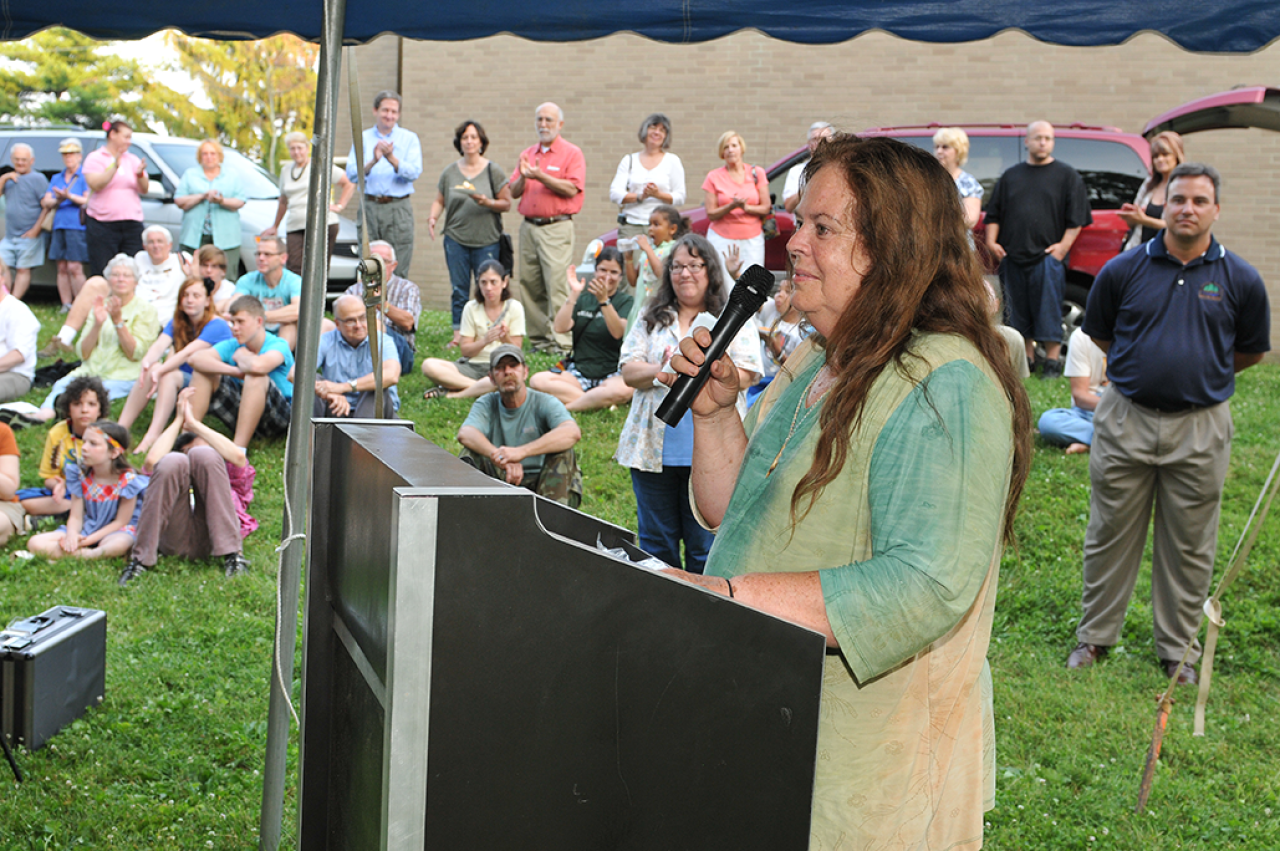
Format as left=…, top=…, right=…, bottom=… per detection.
left=599, top=89, right=1280, bottom=339
left=598, top=123, right=1151, bottom=341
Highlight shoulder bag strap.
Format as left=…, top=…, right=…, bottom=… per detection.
left=487, top=162, right=504, bottom=235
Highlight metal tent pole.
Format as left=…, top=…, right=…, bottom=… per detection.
left=258, top=0, right=346, bottom=846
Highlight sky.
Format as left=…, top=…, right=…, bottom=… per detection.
left=102, top=30, right=213, bottom=110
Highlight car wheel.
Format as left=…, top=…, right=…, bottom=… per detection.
left=1062, top=283, right=1089, bottom=348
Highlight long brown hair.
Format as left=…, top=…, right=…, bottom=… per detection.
left=1148, top=130, right=1186, bottom=187
left=171, top=277, right=217, bottom=351
left=640, top=233, right=727, bottom=331
left=791, top=135, right=1032, bottom=543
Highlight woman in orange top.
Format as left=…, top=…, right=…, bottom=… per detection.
left=700, top=131, right=772, bottom=288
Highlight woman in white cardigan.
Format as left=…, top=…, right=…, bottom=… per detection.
left=609, top=113, right=687, bottom=250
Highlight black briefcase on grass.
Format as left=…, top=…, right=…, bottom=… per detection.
left=1, top=606, right=106, bottom=750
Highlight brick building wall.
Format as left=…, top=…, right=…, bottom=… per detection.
left=337, top=29, right=1280, bottom=349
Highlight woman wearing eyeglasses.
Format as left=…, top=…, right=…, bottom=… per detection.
left=614, top=233, right=761, bottom=573
left=32, top=253, right=160, bottom=422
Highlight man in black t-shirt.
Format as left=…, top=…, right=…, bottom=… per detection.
left=984, top=122, right=1093, bottom=378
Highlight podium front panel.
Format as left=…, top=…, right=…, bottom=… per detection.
left=301, top=421, right=826, bottom=850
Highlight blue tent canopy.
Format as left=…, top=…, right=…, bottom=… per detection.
left=7, top=0, right=1280, bottom=52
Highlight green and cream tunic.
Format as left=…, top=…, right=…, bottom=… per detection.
left=704, top=332, right=1014, bottom=850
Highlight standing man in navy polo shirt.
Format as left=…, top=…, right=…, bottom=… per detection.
left=1068, top=163, right=1270, bottom=684
left=347, top=91, right=423, bottom=275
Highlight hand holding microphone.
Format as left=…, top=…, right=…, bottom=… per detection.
left=661, top=326, right=743, bottom=420
left=655, top=264, right=773, bottom=426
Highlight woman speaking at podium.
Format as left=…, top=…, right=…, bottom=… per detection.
left=663, top=136, right=1031, bottom=849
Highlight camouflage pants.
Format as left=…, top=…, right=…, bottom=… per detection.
left=461, top=448, right=583, bottom=509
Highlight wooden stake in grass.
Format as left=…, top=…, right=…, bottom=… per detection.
left=1194, top=447, right=1280, bottom=736
left=1135, top=688, right=1176, bottom=813
left=1136, top=445, right=1280, bottom=813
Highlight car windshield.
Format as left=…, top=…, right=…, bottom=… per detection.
left=892, top=133, right=1147, bottom=210
left=1050, top=138, right=1147, bottom=208
left=151, top=143, right=280, bottom=199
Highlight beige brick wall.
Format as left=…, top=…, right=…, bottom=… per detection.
left=342, top=30, right=1280, bottom=349
left=334, top=39, right=400, bottom=155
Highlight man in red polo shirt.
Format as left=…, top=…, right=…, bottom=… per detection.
left=510, top=102, right=586, bottom=354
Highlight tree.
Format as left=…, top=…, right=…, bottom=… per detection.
left=0, top=28, right=210, bottom=135
left=166, top=33, right=319, bottom=172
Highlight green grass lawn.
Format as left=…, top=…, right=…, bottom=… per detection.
left=1, top=298, right=1277, bottom=849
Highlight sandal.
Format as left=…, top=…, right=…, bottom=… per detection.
left=422, top=386, right=448, bottom=401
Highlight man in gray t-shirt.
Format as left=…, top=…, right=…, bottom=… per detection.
left=0, top=143, right=51, bottom=298
left=457, top=344, right=583, bottom=506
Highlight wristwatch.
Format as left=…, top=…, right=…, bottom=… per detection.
left=349, top=379, right=358, bottom=393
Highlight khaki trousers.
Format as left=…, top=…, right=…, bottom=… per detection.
left=364, top=196, right=416, bottom=276
left=516, top=218, right=574, bottom=350
left=1077, top=390, right=1233, bottom=662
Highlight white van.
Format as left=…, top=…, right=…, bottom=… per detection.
left=0, top=127, right=359, bottom=291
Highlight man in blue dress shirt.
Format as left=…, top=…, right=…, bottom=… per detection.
left=346, top=91, right=423, bottom=275
left=306, top=294, right=400, bottom=418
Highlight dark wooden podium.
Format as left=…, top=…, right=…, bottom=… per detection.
left=300, top=421, right=825, bottom=850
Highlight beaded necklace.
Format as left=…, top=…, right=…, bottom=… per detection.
left=766, top=365, right=832, bottom=477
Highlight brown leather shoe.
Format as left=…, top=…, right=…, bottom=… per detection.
left=1162, top=659, right=1198, bottom=685
left=1067, top=642, right=1107, bottom=669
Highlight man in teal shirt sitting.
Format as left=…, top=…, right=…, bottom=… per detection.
left=188, top=295, right=294, bottom=449
left=457, top=345, right=583, bottom=507
left=232, top=235, right=317, bottom=350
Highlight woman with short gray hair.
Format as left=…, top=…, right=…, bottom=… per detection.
left=33, top=253, right=161, bottom=421
left=609, top=113, right=686, bottom=248
left=263, top=130, right=355, bottom=275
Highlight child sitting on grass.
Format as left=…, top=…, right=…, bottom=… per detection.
left=28, top=421, right=148, bottom=560
left=18, top=376, right=110, bottom=520
left=117, top=390, right=255, bottom=586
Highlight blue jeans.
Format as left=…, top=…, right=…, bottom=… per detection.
left=387, top=325, right=416, bottom=374
left=1001, top=255, right=1065, bottom=344
left=1038, top=405, right=1095, bottom=447
left=630, top=467, right=714, bottom=574
left=443, top=236, right=500, bottom=328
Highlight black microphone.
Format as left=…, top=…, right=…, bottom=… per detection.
left=655, top=264, right=774, bottom=427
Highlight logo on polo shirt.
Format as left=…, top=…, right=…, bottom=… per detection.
left=1199, top=282, right=1222, bottom=302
